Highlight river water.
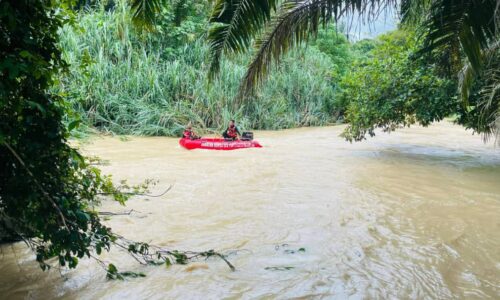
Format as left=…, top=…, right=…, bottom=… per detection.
left=1, top=122, right=499, bottom=299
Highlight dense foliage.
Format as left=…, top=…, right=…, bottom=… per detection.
left=0, top=0, right=121, bottom=270
left=339, top=31, right=458, bottom=141
left=57, top=2, right=340, bottom=136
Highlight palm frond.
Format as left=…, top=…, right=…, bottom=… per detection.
left=207, top=0, right=278, bottom=79
left=130, top=0, right=165, bottom=28
left=416, top=0, right=497, bottom=73
left=478, top=41, right=500, bottom=143
left=173, top=0, right=189, bottom=26
left=496, top=1, right=500, bottom=35
left=240, top=0, right=396, bottom=95
left=459, top=39, right=500, bottom=104
left=458, top=61, right=475, bottom=107
left=400, top=0, right=431, bottom=26
left=459, top=39, right=500, bottom=143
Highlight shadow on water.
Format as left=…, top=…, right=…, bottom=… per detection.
left=368, top=144, right=500, bottom=170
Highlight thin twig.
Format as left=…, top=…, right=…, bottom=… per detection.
left=98, top=209, right=141, bottom=216
left=98, top=185, right=173, bottom=198
left=215, top=253, right=236, bottom=271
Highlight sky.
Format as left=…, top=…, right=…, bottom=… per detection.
left=339, top=4, right=400, bottom=41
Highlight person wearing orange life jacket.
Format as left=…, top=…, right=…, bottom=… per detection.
left=222, top=119, right=241, bottom=140
left=183, top=123, right=199, bottom=140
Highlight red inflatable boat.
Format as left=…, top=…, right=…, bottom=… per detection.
left=179, top=138, right=262, bottom=150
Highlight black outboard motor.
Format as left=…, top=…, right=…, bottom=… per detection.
left=241, top=132, right=254, bottom=141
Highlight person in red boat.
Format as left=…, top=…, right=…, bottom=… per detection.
left=183, top=123, right=199, bottom=140
left=222, top=119, right=241, bottom=140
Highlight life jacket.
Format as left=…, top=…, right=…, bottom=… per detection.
left=183, top=130, right=193, bottom=139
left=227, top=126, right=237, bottom=138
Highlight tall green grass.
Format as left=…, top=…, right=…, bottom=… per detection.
left=58, top=2, right=339, bottom=136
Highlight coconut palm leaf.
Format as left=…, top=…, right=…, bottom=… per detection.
left=130, top=0, right=165, bottom=28
left=208, top=0, right=498, bottom=102
left=458, top=39, right=499, bottom=143
left=173, top=0, right=189, bottom=26
left=407, top=0, right=498, bottom=73
left=477, top=42, right=500, bottom=143
left=239, top=0, right=396, bottom=95
left=207, top=0, right=397, bottom=92
left=458, top=61, right=475, bottom=107
left=208, top=0, right=278, bottom=79
left=459, top=40, right=499, bottom=102
left=400, top=0, right=431, bottom=26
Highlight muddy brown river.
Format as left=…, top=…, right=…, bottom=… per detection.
left=1, top=122, right=499, bottom=299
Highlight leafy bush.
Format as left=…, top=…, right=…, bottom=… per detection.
left=1, top=1, right=235, bottom=275
left=339, top=31, right=458, bottom=141
left=0, top=0, right=121, bottom=270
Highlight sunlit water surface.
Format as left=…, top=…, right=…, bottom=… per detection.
left=1, top=122, right=499, bottom=299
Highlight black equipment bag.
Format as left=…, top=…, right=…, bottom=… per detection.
left=241, top=131, right=253, bottom=141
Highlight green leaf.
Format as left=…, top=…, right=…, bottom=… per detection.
left=108, top=263, right=117, bottom=273
left=68, top=119, right=81, bottom=132
left=69, top=257, right=79, bottom=268
left=76, top=210, right=90, bottom=221
left=26, top=100, right=46, bottom=115
left=19, top=50, right=31, bottom=58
